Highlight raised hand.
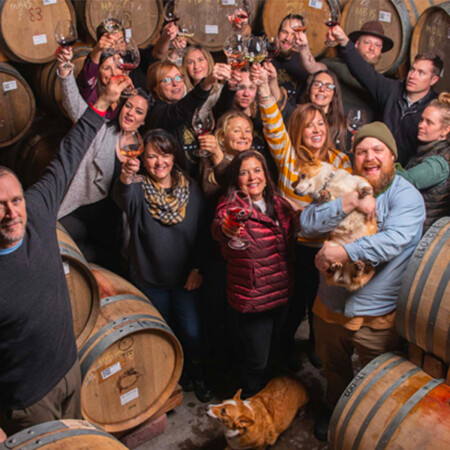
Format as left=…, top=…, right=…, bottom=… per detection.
left=56, top=47, right=73, bottom=77
left=120, top=156, right=141, bottom=184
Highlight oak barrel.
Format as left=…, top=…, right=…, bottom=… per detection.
left=79, top=266, right=183, bottom=433
left=175, top=0, right=257, bottom=53
left=329, top=352, right=450, bottom=449
left=0, top=63, right=35, bottom=148
left=73, top=0, right=163, bottom=48
left=263, top=0, right=341, bottom=58
left=0, top=419, right=127, bottom=449
left=410, top=2, right=450, bottom=94
left=34, top=45, right=92, bottom=117
left=9, top=117, right=70, bottom=189
left=395, top=217, right=450, bottom=365
left=0, top=0, right=76, bottom=63
left=56, top=223, right=100, bottom=350
left=341, top=0, right=448, bottom=75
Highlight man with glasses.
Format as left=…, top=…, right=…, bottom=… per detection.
left=324, top=21, right=394, bottom=123
left=329, top=23, right=442, bottom=165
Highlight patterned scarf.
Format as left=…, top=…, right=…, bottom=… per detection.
left=141, top=170, right=190, bottom=225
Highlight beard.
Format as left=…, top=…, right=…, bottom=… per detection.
left=0, top=219, right=25, bottom=246
left=364, top=53, right=382, bottom=67
left=364, top=163, right=395, bottom=195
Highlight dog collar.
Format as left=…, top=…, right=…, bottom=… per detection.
left=321, top=171, right=335, bottom=191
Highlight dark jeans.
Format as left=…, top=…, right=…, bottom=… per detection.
left=234, top=305, right=287, bottom=397
left=282, top=244, right=320, bottom=352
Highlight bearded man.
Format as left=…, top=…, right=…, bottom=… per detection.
left=299, top=122, right=426, bottom=441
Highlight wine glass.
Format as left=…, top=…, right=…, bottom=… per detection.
left=243, top=35, right=267, bottom=65
left=164, top=0, right=180, bottom=23
left=103, top=10, right=124, bottom=34
left=223, top=33, right=247, bottom=73
left=192, top=108, right=215, bottom=158
left=347, top=108, right=367, bottom=136
left=114, top=38, right=140, bottom=97
left=178, top=15, right=196, bottom=39
left=119, top=130, right=144, bottom=183
left=263, top=35, right=279, bottom=61
left=290, top=15, right=307, bottom=33
left=324, top=9, right=341, bottom=47
left=54, top=20, right=78, bottom=68
left=226, top=190, right=253, bottom=250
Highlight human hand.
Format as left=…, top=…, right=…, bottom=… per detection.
left=212, top=63, right=232, bottom=83
left=315, top=241, right=349, bottom=273
left=227, top=9, right=249, bottom=32
left=163, top=21, right=179, bottom=41
left=172, top=35, right=187, bottom=50
left=56, top=47, right=73, bottom=76
left=342, top=190, right=376, bottom=220
left=120, top=157, right=140, bottom=184
left=222, top=213, right=245, bottom=238
left=228, top=69, right=242, bottom=90
left=96, top=33, right=117, bottom=52
left=327, top=24, right=349, bottom=47
left=198, top=134, right=221, bottom=157
left=292, top=29, right=309, bottom=52
left=184, top=269, right=203, bottom=290
left=262, top=61, right=277, bottom=82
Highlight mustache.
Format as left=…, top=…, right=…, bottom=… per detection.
left=1, top=218, right=22, bottom=227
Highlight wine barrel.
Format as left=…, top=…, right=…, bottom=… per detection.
left=329, top=352, right=450, bottom=449
left=0, top=419, right=127, bottom=449
left=56, top=223, right=100, bottom=350
left=395, top=217, right=450, bottom=365
left=175, top=0, right=258, bottom=53
left=341, top=0, right=448, bottom=76
left=410, top=2, right=450, bottom=94
left=74, top=0, right=163, bottom=48
left=0, top=0, right=76, bottom=63
left=263, top=0, right=341, bottom=58
left=34, top=45, right=92, bottom=117
left=0, top=63, right=35, bottom=148
left=10, top=117, right=70, bottom=189
left=79, top=266, right=183, bottom=433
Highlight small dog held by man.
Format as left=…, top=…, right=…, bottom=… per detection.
left=293, top=147, right=377, bottom=291
left=206, top=376, right=308, bottom=450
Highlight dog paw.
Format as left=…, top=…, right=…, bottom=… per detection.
left=328, top=262, right=342, bottom=273
left=352, top=260, right=365, bottom=277
left=318, top=189, right=331, bottom=203
left=358, top=185, right=373, bottom=198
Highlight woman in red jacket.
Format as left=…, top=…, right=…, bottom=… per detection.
left=212, top=150, right=295, bottom=398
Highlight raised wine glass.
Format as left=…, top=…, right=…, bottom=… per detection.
left=223, top=33, right=247, bottom=74
left=192, top=108, right=215, bottom=158
left=226, top=190, right=253, bottom=250
left=114, top=38, right=140, bottom=97
left=164, top=0, right=180, bottom=23
left=324, top=9, right=341, bottom=47
left=290, top=15, right=307, bottom=33
left=54, top=19, right=78, bottom=68
left=263, top=35, right=279, bottom=61
left=178, top=14, right=196, bottom=39
left=347, top=108, right=367, bottom=136
left=243, top=35, right=267, bottom=65
left=119, top=130, right=144, bottom=183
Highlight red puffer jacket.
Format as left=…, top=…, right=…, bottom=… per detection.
left=212, top=194, right=295, bottom=313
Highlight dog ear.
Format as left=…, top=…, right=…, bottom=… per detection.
left=298, top=146, right=317, bottom=164
left=237, top=414, right=255, bottom=429
left=233, top=389, right=243, bottom=401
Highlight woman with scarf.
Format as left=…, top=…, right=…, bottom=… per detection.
left=112, top=129, right=212, bottom=403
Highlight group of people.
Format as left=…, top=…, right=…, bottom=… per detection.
left=0, top=10, right=448, bottom=444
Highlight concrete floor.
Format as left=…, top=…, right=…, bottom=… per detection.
left=137, top=320, right=332, bottom=450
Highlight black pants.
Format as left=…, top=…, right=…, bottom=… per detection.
left=234, top=305, right=287, bottom=398
left=282, top=244, right=320, bottom=352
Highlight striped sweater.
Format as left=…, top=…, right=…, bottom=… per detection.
left=260, top=99, right=351, bottom=243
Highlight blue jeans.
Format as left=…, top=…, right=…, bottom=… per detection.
left=130, top=274, right=202, bottom=363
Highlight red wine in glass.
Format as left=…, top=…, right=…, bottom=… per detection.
left=56, top=37, right=77, bottom=47
left=192, top=108, right=215, bottom=158
left=226, top=190, right=253, bottom=250
left=324, top=13, right=340, bottom=47
left=324, top=19, right=339, bottom=27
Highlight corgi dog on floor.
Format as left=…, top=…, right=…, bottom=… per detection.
left=206, top=376, right=308, bottom=450
left=292, top=147, right=377, bottom=291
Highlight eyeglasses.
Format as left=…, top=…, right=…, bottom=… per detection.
left=160, top=75, right=184, bottom=85
left=312, top=81, right=335, bottom=91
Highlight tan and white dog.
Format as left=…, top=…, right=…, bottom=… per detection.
left=293, top=147, right=377, bottom=291
left=206, top=376, right=308, bottom=450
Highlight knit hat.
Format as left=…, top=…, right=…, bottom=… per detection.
left=353, top=122, right=398, bottom=159
left=348, top=21, right=394, bottom=53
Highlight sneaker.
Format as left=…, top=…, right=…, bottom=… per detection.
left=314, top=407, right=332, bottom=441
left=194, top=379, right=213, bottom=403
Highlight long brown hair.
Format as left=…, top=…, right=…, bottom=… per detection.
left=182, top=45, right=214, bottom=92
left=147, top=60, right=183, bottom=100
left=287, top=103, right=332, bottom=162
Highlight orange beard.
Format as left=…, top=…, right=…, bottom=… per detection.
left=357, top=162, right=396, bottom=195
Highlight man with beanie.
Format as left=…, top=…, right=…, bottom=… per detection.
left=328, top=24, right=442, bottom=165
left=300, top=122, right=426, bottom=441
left=324, top=21, right=394, bottom=123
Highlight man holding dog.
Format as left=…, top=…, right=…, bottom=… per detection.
left=328, top=24, right=442, bottom=165
left=300, top=122, right=426, bottom=441
left=0, top=77, right=129, bottom=436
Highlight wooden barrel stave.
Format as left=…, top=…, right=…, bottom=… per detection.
left=0, top=419, right=127, bottom=449
left=0, top=0, right=76, bottom=64
left=329, top=352, right=450, bottom=449
left=79, top=266, right=183, bottom=433
left=410, top=2, right=450, bottom=94
left=263, top=0, right=341, bottom=58
left=74, top=0, right=163, bottom=49
left=396, top=217, right=450, bottom=365
left=0, top=63, right=35, bottom=148
left=56, top=223, right=100, bottom=350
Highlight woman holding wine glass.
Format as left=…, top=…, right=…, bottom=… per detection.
left=302, top=69, right=348, bottom=151
left=56, top=48, right=150, bottom=272
left=212, top=150, right=295, bottom=398
left=112, top=128, right=212, bottom=402
left=253, top=64, right=351, bottom=370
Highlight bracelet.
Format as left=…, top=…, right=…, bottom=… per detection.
left=258, top=94, right=272, bottom=101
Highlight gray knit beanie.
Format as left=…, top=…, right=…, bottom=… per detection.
left=352, top=122, right=398, bottom=160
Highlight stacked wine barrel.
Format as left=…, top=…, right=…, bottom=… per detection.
left=55, top=224, right=183, bottom=436
left=329, top=218, right=450, bottom=449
